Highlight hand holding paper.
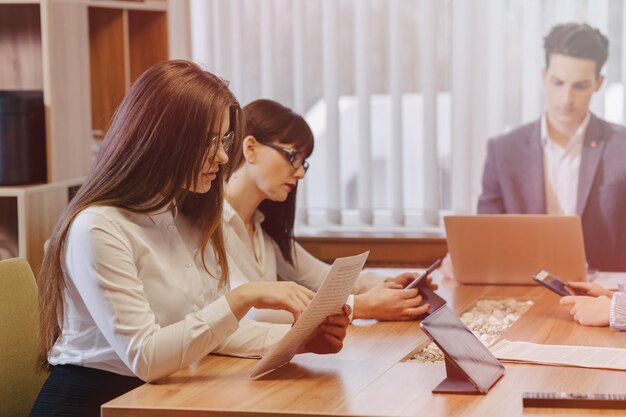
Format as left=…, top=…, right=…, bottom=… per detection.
left=250, top=251, right=369, bottom=378
left=298, top=304, right=352, bottom=355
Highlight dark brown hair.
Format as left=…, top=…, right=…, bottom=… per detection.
left=37, top=60, right=242, bottom=370
left=544, top=23, right=609, bottom=75
left=227, top=99, right=313, bottom=265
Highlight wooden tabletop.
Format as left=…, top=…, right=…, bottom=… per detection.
left=102, top=279, right=626, bottom=417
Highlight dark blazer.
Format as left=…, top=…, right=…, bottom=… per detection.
left=477, top=113, right=626, bottom=271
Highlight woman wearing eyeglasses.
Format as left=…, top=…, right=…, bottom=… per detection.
left=30, top=63, right=350, bottom=417
left=223, top=99, right=435, bottom=324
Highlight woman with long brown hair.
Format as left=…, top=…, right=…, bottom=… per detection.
left=30, top=62, right=349, bottom=417
left=223, top=99, right=436, bottom=324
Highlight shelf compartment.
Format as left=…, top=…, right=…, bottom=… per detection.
left=128, top=10, right=168, bottom=83
left=88, top=7, right=127, bottom=133
left=0, top=4, right=43, bottom=90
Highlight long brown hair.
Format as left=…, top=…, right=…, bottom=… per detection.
left=226, top=99, right=313, bottom=265
left=37, top=60, right=242, bottom=370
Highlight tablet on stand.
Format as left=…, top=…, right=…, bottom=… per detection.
left=420, top=305, right=505, bottom=394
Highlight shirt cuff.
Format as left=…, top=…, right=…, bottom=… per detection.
left=262, top=322, right=291, bottom=349
left=217, top=320, right=290, bottom=358
left=609, top=293, right=626, bottom=331
left=198, top=295, right=240, bottom=343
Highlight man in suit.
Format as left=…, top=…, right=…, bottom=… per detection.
left=478, top=23, right=626, bottom=272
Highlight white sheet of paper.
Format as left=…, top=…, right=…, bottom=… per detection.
left=591, top=272, right=626, bottom=291
left=490, top=339, right=626, bottom=371
left=249, top=251, right=369, bottom=379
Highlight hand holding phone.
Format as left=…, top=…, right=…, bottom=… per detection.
left=533, top=270, right=585, bottom=297
left=405, top=258, right=443, bottom=290
left=405, top=258, right=446, bottom=317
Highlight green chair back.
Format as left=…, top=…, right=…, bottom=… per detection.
left=0, top=258, right=47, bottom=417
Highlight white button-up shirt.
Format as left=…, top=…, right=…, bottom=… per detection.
left=222, top=201, right=386, bottom=323
left=541, top=113, right=589, bottom=215
left=49, top=204, right=289, bottom=382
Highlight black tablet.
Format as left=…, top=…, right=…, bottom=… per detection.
left=420, top=305, right=505, bottom=394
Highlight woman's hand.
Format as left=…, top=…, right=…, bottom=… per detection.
left=560, top=295, right=612, bottom=327
left=298, top=305, right=351, bottom=354
left=354, top=282, right=428, bottom=321
left=565, top=281, right=613, bottom=298
left=226, top=281, right=315, bottom=321
left=386, top=272, right=439, bottom=291
left=386, top=272, right=417, bottom=287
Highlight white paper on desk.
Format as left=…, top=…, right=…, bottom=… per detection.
left=591, top=272, right=626, bottom=291
left=490, top=339, right=626, bottom=371
left=249, top=251, right=369, bottom=379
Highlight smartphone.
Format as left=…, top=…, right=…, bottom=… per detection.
left=405, top=258, right=443, bottom=290
left=404, top=258, right=446, bottom=317
left=533, top=270, right=583, bottom=297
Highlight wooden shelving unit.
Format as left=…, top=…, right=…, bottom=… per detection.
left=0, top=4, right=43, bottom=91
left=0, top=0, right=169, bottom=271
left=89, top=4, right=168, bottom=137
left=128, top=10, right=168, bottom=83
left=0, top=179, right=83, bottom=275
left=89, top=7, right=127, bottom=135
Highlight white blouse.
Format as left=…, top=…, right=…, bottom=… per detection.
left=49, top=204, right=289, bottom=382
left=222, top=201, right=386, bottom=323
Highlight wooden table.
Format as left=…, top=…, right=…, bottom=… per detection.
left=102, top=279, right=626, bottom=417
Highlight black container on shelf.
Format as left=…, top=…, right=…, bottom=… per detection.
left=0, top=90, right=47, bottom=185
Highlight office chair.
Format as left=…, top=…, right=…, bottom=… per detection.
left=0, top=258, right=47, bottom=417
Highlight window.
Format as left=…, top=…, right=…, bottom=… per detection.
left=184, top=0, right=625, bottom=231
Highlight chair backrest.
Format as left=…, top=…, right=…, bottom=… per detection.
left=0, top=258, right=47, bottom=417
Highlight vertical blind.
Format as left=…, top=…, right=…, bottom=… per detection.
left=176, top=0, right=622, bottom=231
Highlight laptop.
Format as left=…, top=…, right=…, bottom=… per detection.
left=444, top=215, right=587, bottom=285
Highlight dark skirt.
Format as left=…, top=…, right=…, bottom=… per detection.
left=29, top=364, right=143, bottom=417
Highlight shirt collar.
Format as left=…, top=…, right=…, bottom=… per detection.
left=223, top=199, right=265, bottom=226
left=540, top=112, right=590, bottom=149
left=146, top=201, right=178, bottom=224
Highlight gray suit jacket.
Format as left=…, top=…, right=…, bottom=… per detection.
left=477, top=114, right=626, bottom=271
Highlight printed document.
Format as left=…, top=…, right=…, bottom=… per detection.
left=591, top=271, right=626, bottom=291
left=490, top=339, right=626, bottom=371
left=250, top=251, right=369, bottom=378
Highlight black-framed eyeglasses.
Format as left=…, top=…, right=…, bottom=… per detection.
left=210, top=131, right=235, bottom=153
left=261, top=142, right=310, bottom=173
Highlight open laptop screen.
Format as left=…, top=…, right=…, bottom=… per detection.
left=444, top=215, right=587, bottom=285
